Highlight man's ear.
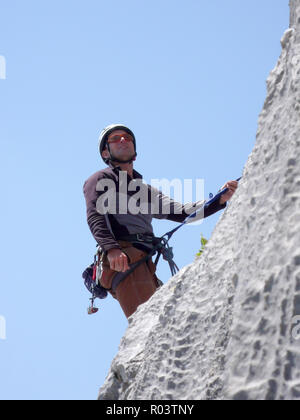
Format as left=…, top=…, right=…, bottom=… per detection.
left=102, top=148, right=110, bottom=159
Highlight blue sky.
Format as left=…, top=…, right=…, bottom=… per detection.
left=0, top=0, right=289, bottom=400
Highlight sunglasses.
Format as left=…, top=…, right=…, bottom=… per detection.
left=107, top=134, right=134, bottom=144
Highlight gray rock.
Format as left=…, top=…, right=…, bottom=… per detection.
left=98, top=0, right=300, bottom=401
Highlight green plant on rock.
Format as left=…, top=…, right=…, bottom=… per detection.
left=196, top=234, right=208, bottom=257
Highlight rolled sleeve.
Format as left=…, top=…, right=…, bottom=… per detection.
left=83, top=175, right=121, bottom=251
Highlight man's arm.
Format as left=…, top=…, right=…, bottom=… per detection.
left=149, top=185, right=226, bottom=223
left=83, top=174, right=132, bottom=272
left=83, top=173, right=122, bottom=253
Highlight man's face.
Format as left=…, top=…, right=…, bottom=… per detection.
left=102, top=130, right=135, bottom=162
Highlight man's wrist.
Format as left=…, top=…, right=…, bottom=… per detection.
left=103, top=244, right=122, bottom=253
left=107, top=247, right=122, bottom=255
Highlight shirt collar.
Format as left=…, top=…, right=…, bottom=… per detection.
left=108, top=162, right=143, bottom=179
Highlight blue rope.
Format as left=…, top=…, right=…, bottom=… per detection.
left=155, top=176, right=242, bottom=274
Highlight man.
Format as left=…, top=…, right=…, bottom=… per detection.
left=83, top=124, right=238, bottom=318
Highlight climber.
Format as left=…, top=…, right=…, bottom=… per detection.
left=83, top=124, right=238, bottom=318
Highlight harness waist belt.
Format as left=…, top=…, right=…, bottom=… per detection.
left=118, top=233, right=159, bottom=244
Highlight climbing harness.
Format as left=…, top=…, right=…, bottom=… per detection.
left=82, top=177, right=241, bottom=314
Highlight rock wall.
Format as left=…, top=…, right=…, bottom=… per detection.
left=98, top=0, right=300, bottom=400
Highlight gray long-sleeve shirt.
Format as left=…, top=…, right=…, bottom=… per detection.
left=83, top=164, right=226, bottom=252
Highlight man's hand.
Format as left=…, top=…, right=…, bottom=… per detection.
left=107, top=248, right=130, bottom=272
left=219, top=180, right=239, bottom=205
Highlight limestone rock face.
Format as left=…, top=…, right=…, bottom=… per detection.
left=98, top=0, right=300, bottom=400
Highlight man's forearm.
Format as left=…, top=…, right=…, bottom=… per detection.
left=204, top=199, right=227, bottom=218
left=87, top=213, right=122, bottom=252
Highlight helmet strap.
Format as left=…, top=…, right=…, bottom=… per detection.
left=106, top=143, right=137, bottom=164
